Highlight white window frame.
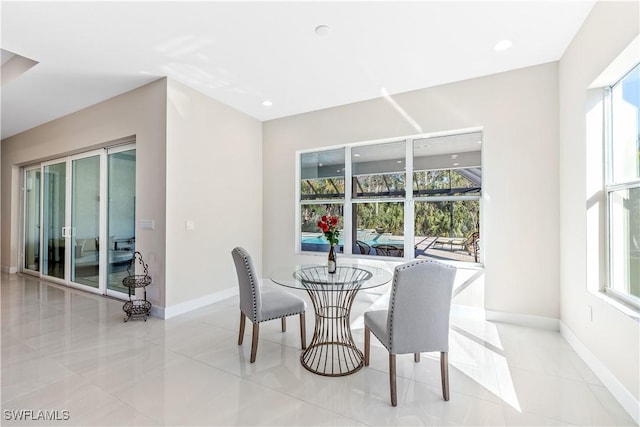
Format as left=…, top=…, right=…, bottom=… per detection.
left=296, top=127, right=483, bottom=264
left=604, top=64, right=640, bottom=310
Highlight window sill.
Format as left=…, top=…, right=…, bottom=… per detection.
left=297, top=250, right=484, bottom=269
left=589, top=289, right=640, bottom=323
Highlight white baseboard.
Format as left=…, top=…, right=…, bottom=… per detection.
left=0, top=265, right=18, bottom=274
left=158, top=287, right=238, bottom=319
left=560, top=322, right=640, bottom=425
left=485, top=309, right=560, bottom=330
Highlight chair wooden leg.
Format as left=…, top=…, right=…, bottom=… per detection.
left=414, top=353, right=420, bottom=362
left=364, top=326, right=370, bottom=366
left=238, top=312, right=246, bottom=345
left=389, top=353, right=397, bottom=407
left=250, top=323, right=259, bottom=363
left=281, top=317, right=286, bottom=332
left=299, top=312, right=306, bottom=350
left=441, top=351, right=449, bottom=401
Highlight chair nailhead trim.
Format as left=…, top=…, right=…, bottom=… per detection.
left=258, top=312, right=303, bottom=323
left=235, top=248, right=258, bottom=322
left=235, top=247, right=304, bottom=324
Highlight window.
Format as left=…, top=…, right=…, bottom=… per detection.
left=300, top=149, right=345, bottom=254
left=352, top=141, right=406, bottom=257
left=352, top=141, right=406, bottom=199
left=300, top=149, right=345, bottom=200
left=606, top=63, right=640, bottom=307
left=298, top=130, right=482, bottom=263
left=413, top=134, right=482, bottom=262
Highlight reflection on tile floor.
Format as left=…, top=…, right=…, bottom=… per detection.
left=1, top=273, right=636, bottom=426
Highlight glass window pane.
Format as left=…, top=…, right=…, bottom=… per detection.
left=42, top=162, right=66, bottom=279
left=301, top=204, right=344, bottom=253
left=352, top=202, right=404, bottom=257
left=414, top=200, right=480, bottom=263
left=609, top=187, right=640, bottom=301
left=611, top=64, right=640, bottom=184
left=352, top=141, right=406, bottom=198
left=301, top=149, right=345, bottom=200
left=71, top=156, right=101, bottom=288
left=413, top=132, right=482, bottom=197
left=414, top=169, right=481, bottom=196
left=108, top=149, right=136, bottom=293
left=24, top=169, right=41, bottom=271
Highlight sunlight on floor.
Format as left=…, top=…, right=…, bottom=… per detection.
left=353, top=286, right=523, bottom=412
left=450, top=321, right=522, bottom=412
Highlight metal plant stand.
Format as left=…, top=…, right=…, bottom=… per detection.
left=293, top=266, right=373, bottom=376
left=122, top=251, right=152, bottom=322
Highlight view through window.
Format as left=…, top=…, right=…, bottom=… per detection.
left=606, top=63, right=640, bottom=307
left=299, top=130, right=482, bottom=263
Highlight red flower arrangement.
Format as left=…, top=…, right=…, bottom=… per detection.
left=318, top=215, right=340, bottom=246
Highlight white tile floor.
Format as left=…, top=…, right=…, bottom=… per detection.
left=1, top=272, right=636, bottom=426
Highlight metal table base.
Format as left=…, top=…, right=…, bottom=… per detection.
left=294, top=266, right=372, bottom=376
left=301, top=285, right=364, bottom=376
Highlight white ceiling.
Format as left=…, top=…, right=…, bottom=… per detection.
left=1, top=1, right=596, bottom=140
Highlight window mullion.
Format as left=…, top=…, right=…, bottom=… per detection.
left=405, top=138, right=414, bottom=259
left=344, top=146, right=352, bottom=255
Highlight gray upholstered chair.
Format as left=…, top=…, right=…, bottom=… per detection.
left=231, top=247, right=307, bottom=363
left=364, top=259, right=456, bottom=406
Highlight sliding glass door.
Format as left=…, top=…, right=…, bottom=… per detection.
left=23, top=168, right=41, bottom=274
left=41, top=161, right=67, bottom=281
left=70, top=153, right=102, bottom=288
left=22, top=143, right=136, bottom=298
left=107, top=147, right=136, bottom=295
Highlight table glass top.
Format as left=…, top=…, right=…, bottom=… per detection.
left=270, top=261, right=393, bottom=291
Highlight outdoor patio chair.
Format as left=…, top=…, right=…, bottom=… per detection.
left=432, top=237, right=451, bottom=250
left=356, top=240, right=371, bottom=255
left=231, top=247, right=307, bottom=363
left=364, top=259, right=457, bottom=406
left=464, top=232, right=480, bottom=262
left=434, top=233, right=478, bottom=253
left=372, top=244, right=404, bottom=257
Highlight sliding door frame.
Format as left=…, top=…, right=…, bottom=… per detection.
left=21, top=165, right=42, bottom=277
left=20, top=142, right=136, bottom=300
left=105, top=143, right=136, bottom=301
left=67, top=148, right=104, bottom=295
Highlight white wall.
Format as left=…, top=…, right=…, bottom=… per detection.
left=1, top=76, right=263, bottom=316
left=559, top=0, right=639, bottom=407
left=263, top=62, right=560, bottom=319
left=164, top=79, right=262, bottom=312
left=1, top=79, right=168, bottom=306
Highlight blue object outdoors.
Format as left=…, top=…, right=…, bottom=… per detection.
left=301, top=232, right=404, bottom=254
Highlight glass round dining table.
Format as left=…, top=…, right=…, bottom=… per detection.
left=270, top=261, right=392, bottom=376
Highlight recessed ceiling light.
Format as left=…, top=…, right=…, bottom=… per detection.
left=315, top=25, right=330, bottom=38
left=354, top=153, right=361, bottom=157
left=262, top=100, right=273, bottom=107
left=453, top=162, right=460, bottom=166
left=494, top=40, right=513, bottom=52
left=318, top=163, right=323, bottom=167
left=451, top=154, right=458, bottom=159
left=477, top=140, right=483, bottom=144
left=396, top=160, right=403, bottom=164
